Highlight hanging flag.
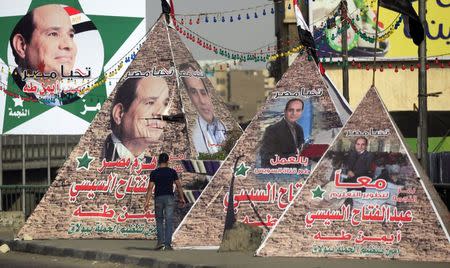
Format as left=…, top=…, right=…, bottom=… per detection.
left=293, top=0, right=324, bottom=75
left=379, top=0, right=424, bottom=46
left=161, top=0, right=175, bottom=28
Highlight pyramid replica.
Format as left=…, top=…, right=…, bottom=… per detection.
left=172, top=53, right=351, bottom=248
left=256, top=87, right=450, bottom=261
left=17, top=16, right=242, bottom=239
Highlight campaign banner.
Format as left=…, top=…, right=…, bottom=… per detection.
left=310, top=0, right=450, bottom=59
left=257, top=87, right=450, bottom=261
left=172, top=54, right=350, bottom=248
left=18, top=17, right=241, bottom=239
left=0, top=0, right=147, bottom=134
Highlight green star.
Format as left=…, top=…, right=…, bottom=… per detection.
left=76, top=151, right=95, bottom=170
left=0, top=0, right=143, bottom=132
left=234, top=163, right=250, bottom=177
left=311, top=185, right=325, bottom=199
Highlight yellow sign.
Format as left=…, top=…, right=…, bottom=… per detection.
left=310, top=0, right=450, bottom=59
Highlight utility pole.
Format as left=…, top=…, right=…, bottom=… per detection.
left=418, top=0, right=428, bottom=172
left=273, top=0, right=302, bottom=81
left=341, top=0, right=349, bottom=102
left=47, top=135, right=51, bottom=185
left=22, top=135, right=26, bottom=215
left=0, top=135, right=2, bottom=211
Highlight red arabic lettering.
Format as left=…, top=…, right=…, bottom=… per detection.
left=97, top=157, right=157, bottom=174
left=223, top=182, right=302, bottom=212
left=72, top=204, right=115, bottom=218
left=69, top=173, right=149, bottom=202
left=334, top=169, right=387, bottom=190
left=305, top=205, right=351, bottom=228
left=116, top=206, right=155, bottom=223
left=313, top=230, right=352, bottom=241
left=241, top=214, right=277, bottom=227
left=355, top=230, right=396, bottom=245
left=314, top=229, right=402, bottom=245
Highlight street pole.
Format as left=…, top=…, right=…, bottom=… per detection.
left=22, top=135, right=26, bottom=215
left=418, top=0, right=428, bottom=172
left=47, top=135, right=51, bottom=185
left=227, top=70, right=231, bottom=103
left=341, top=0, right=349, bottom=102
left=371, top=1, right=381, bottom=87
left=0, top=135, right=3, bottom=211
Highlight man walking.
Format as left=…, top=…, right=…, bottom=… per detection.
left=144, top=153, right=185, bottom=250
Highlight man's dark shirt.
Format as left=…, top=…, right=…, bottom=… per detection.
left=344, top=150, right=374, bottom=180
left=150, top=167, right=179, bottom=197
left=260, top=118, right=304, bottom=168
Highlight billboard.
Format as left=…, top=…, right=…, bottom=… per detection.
left=18, top=17, right=241, bottom=239
left=172, top=54, right=350, bottom=248
left=0, top=0, right=148, bottom=134
left=257, top=87, right=450, bottom=261
left=310, top=0, right=450, bottom=59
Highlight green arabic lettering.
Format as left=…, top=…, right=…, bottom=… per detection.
left=67, top=222, right=82, bottom=234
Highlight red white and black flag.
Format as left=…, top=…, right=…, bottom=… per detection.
left=64, top=6, right=97, bottom=33
left=161, top=0, right=175, bottom=28
left=293, top=0, right=324, bottom=74
left=379, top=0, right=424, bottom=45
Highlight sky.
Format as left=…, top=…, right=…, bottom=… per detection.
left=146, top=0, right=277, bottom=68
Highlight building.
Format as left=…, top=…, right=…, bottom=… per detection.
left=199, top=60, right=275, bottom=124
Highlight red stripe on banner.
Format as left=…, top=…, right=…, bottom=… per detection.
left=64, top=6, right=81, bottom=16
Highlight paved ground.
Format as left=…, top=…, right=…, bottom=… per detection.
left=0, top=251, right=141, bottom=268
left=1, top=228, right=449, bottom=268
left=0, top=229, right=14, bottom=240
left=1, top=238, right=449, bottom=268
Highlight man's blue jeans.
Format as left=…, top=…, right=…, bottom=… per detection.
left=154, top=195, right=175, bottom=246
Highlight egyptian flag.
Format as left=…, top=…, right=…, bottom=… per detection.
left=293, top=0, right=324, bottom=75
left=161, top=0, right=176, bottom=28
left=379, top=0, right=424, bottom=45
left=63, top=6, right=97, bottom=33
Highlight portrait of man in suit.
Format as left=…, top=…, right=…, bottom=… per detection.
left=102, top=76, right=170, bottom=161
left=179, top=62, right=227, bottom=154
left=259, top=98, right=305, bottom=168
left=9, top=4, right=80, bottom=106
left=343, top=136, right=374, bottom=181
left=10, top=4, right=77, bottom=77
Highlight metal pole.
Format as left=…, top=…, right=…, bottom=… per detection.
left=341, top=0, right=349, bottom=101
left=64, top=135, right=68, bottom=159
left=0, top=135, right=3, bottom=211
left=223, top=157, right=241, bottom=232
left=371, top=1, right=381, bottom=87
left=47, top=135, right=51, bottom=185
left=22, top=135, right=26, bottom=215
left=227, top=70, right=231, bottom=103
left=418, top=0, right=428, bottom=171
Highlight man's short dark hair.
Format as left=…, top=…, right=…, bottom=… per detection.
left=110, top=78, right=140, bottom=134
left=355, top=136, right=368, bottom=145
left=158, top=153, right=169, bottom=164
left=179, top=62, right=209, bottom=94
left=284, top=98, right=304, bottom=112
left=10, top=10, right=35, bottom=66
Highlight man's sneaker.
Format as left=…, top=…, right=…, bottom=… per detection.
left=154, top=244, right=165, bottom=250
left=164, top=245, right=173, bottom=251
